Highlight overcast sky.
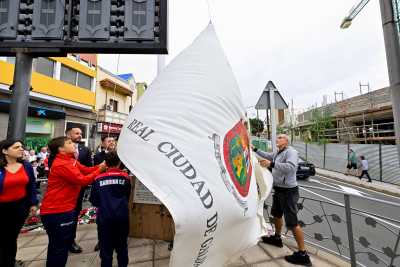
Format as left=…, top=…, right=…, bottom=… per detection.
left=98, top=0, right=389, bottom=115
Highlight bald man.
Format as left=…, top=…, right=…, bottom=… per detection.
left=253, top=134, right=311, bottom=266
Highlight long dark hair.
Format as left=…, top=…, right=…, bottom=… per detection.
left=0, top=139, right=25, bottom=168
left=47, top=136, right=70, bottom=168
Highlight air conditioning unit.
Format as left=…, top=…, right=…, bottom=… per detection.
left=103, top=104, right=112, bottom=111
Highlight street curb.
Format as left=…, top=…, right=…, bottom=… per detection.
left=282, top=238, right=350, bottom=267
left=316, top=169, right=400, bottom=198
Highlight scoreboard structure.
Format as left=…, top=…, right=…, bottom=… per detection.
left=0, top=0, right=168, bottom=56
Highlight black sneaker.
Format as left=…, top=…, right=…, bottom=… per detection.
left=69, top=241, right=83, bottom=254
left=285, top=251, right=312, bottom=266
left=261, top=235, right=283, bottom=248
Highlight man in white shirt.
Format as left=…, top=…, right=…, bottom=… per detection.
left=359, top=155, right=372, bottom=183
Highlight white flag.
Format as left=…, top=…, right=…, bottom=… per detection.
left=118, top=24, right=272, bottom=267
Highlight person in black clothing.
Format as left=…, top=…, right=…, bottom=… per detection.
left=65, top=126, right=93, bottom=253
left=90, top=151, right=131, bottom=267
left=93, top=136, right=115, bottom=166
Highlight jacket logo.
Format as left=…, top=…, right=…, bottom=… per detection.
left=223, top=120, right=252, bottom=197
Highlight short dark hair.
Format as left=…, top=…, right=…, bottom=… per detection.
left=65, top=126, right=81, bottom=135
left=360, top=155, right=365, bottom=160
left=104, top=151, right=121, bottom=168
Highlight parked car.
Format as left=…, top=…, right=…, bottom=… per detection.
left=297, top=159, right=316, bottom=180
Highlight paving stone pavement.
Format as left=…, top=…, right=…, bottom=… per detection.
left=17, top=224, right=350, bottom=267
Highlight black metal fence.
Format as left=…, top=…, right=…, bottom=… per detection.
left=264, top=185, right=400, bottom=267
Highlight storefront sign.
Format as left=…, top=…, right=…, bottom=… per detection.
left=97, top=122, right=123, bottom=134
left=0, top=100, right=65, bottom=119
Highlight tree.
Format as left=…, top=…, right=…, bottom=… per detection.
left=308, top=108, right=333, bottom=144
left=249, top=118, right=264, bottom=136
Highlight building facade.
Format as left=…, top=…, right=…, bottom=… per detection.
left=95, top=67, right=136, bottom=148
left=0, top=54, right=97, bottom=151
left=296, top=87, right=395, bottom=144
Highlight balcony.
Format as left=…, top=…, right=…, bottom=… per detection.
left=97, top=108, right=128, bottom=124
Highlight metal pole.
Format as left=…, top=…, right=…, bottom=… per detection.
left=344, top=194, right=357, bottom=267
left=379, top=143, right=383, bottom=182
left=6, top=53, right=33, bottom=140
left=157, top=55, right=166, bottom=75
left=379, top=0, right=400, bottom=165
left=269, top=89, right=277, bottom=153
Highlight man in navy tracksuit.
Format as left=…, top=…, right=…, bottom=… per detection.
left=89, top=151, right=131, bottom=267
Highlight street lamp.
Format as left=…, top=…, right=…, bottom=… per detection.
left=340, top=0, right=400, bottom=169
left=340, top=0, right=371, bottom=29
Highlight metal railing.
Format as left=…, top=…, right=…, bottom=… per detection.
left=264, top=185, right=400, bottom=267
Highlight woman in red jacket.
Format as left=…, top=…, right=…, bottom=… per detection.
left=40, top=136, right=106, bottom=267
left=0, top=139, right=38, bottom=267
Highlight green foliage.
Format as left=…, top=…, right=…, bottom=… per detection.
left=308, top=108, right=333, bottom=144
left=249, top=118, right=264, bottom=136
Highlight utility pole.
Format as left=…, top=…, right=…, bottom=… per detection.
left=6, top=52, right=34, bottom=140
left=269, top=85, right=277, bottom=153
left=379, top=0, right=400, bottom=164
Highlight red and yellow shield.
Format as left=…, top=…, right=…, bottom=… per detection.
left=223, top=120, right=252, bottom=197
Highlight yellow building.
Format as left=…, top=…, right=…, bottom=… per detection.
left=0, top=54, right=97, bottom=150
left=95, top=67, right=136, bottom=146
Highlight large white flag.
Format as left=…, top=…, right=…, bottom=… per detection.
left=118, top=24, right=271, bottom=267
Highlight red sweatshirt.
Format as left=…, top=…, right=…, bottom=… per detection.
left=40, top=153, right=101, bottom=215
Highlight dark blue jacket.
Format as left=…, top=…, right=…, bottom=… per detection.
left=0, top=161, right=38, bottom=206
left=78, top=143, right=93, bottom=167
left=89, top=168, right=131, bottom=224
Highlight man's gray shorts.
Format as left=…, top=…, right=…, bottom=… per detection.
left=271, top=186, right=299, bottom=228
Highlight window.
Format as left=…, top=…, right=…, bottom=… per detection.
left=109, top=99, right=118, bottom=112
left=60, top=64, right=92, bottom=90
left=0, top=0, right=9, bottom=25
left=60, top=65, right=77, bottom=85
left=77, top=72, right=92, bottom=90
left=34, top=57, right=54, bottom=77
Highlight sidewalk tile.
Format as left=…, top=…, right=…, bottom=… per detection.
left=76, top=239, right=98, bottom=254
left=250, top=260, right=280, bottom=266
left=18, top=235, right=36, bottom=248
left=26, top=259, right=46, bottom=267
left=128, top=245, right=154, bottom=263
left=28, top=234, right=49, bottom=247
left=16, top=245, right=46, bottom=261
left=225, top=255, right=247, bottom=267
left=154, top=259, right=170, bottom=267
left=128, top=261, right=153, bottom=267
left=80, top=229, right=98, bottom=241
left=316, top=250, right=351, bottom=267
left=240, top=245, right=270, bottom=264
left=258, top=243, right=292, bottom=259
left=66, top=252, right=97, bottom=267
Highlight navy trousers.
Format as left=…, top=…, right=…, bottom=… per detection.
left=98, top=220, right=129, bottom=267
left=41, top=211, right=76, bottom=267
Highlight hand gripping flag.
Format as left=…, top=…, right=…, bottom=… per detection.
left=118, top=23, right=272, bottom=267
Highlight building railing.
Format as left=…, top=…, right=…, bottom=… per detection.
left=264, top=185, right=400, bottom=267
left=97, top=108, right=128, bottom=124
